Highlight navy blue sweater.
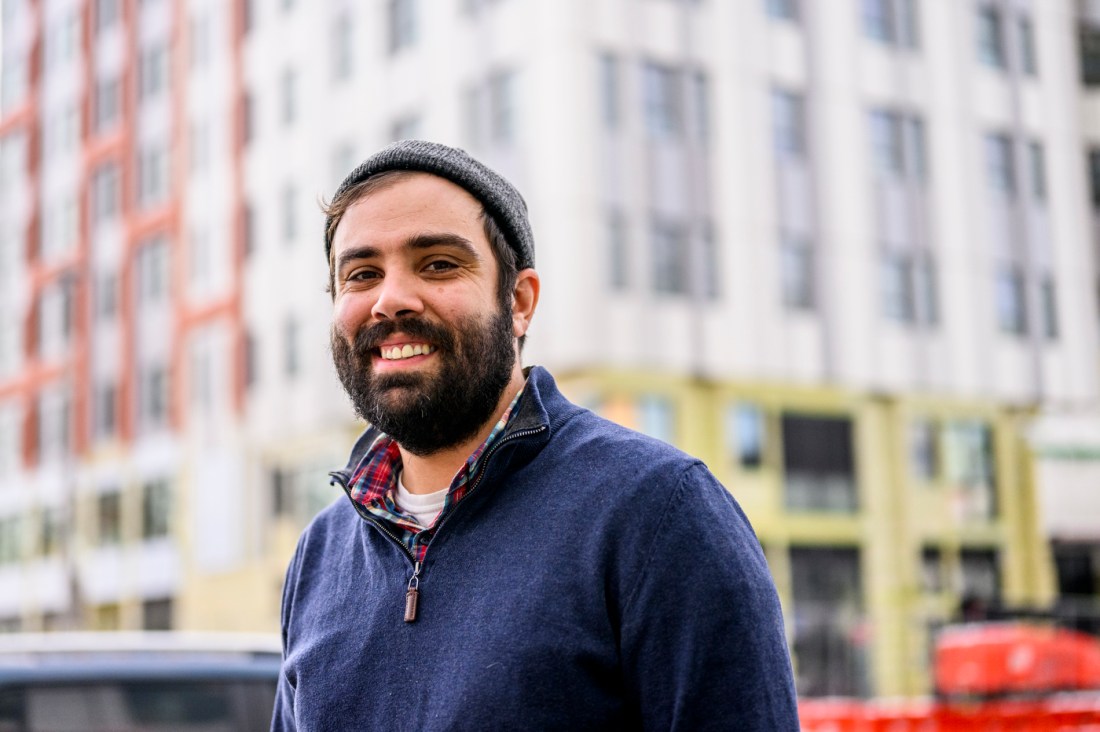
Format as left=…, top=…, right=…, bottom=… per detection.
left=272, top=367, right=799, bottom=730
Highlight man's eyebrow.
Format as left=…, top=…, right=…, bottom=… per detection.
left=336, top=233, right=480, bottom=271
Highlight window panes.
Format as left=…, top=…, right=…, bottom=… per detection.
left=1089, top=150, right=1100, bottom=209
left=780, top=234, right=815, bottom=310
left=765, top=0, right=798, bottom=22
left=1040, top=276, right=1058, bottom=340
left=772, top=89, right=806, bottom=159
left=909, top=419, right=937, bottom=481
left=728, top=403, right=766, bottom=469
left=651, top=217, right=689, bottom=295
left=984, top=134, right=1015, bottom=196
left=881, top=251, right=916, bottom=324
left=977, top=6, right=1006, bottom=69
left=960, top=548, right=1001, bottom=602
left=389, top=0, right=416, bottom=54
left=607, top=210, right=628, bottom=291
left=944, top=421, right=996, bottom=521
left=0, top=515, right=20, bottom=564
left=1019, top=16, right=1038, bottom=75
left=599, top=54, right=620, bottom=130
left=995, top=265, right=1026, bottom=335
left=782, top=414, right=857, bottom=512
left=643, top=63, right=683, bottom=140
left=920, top=546, right=944, bottom=593
left=1029, top=141, right=1046, bottom=201
left=96, top=491, right=122, bottom=546
left=142, top=480, right=171, bottom=538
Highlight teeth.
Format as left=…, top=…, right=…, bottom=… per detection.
left=381, top=344, right=434, bottom=361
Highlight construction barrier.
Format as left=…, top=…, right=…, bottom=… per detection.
left=800, top=694, right=1100, bottom=731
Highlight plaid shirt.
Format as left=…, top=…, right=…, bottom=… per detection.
left=346, top=386, right=525, bottom=561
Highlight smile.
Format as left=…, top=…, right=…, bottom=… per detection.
left=379, top=343, right=435, bottom=361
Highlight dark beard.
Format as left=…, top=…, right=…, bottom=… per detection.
left=331, top=307, right=517, bottom=456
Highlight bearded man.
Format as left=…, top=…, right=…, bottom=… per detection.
left=271, top=141, right=799, bottom=731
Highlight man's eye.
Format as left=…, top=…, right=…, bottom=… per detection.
left=424, top=260, right=457, bottom=273
left=347, top=269, right=379, bottom=282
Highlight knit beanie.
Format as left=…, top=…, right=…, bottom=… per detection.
left=325, top=140, right=535, bottom=270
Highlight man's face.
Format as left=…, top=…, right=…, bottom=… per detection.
left=329, top=173, right=520, bottom=456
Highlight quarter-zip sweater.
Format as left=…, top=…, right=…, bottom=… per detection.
left=272, top=367, right=800, bottom=731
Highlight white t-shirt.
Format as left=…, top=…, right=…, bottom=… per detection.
left=395, top=472, right=448, bottom=528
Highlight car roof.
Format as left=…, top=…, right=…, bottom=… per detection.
left=0, top=632, right=282, bottom=686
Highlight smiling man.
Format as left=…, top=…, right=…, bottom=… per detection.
left=272, top=141, right=799, bottom=731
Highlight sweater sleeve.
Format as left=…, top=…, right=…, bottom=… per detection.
left=270, top=539, right=303, bottom=732
left=619, top=462, right=800, bottom=731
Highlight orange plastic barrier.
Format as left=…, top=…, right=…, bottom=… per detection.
left=799, top=695, right=1100, bottom=731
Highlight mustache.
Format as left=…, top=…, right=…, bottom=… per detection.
left=349, top=317, right=457, bottom=356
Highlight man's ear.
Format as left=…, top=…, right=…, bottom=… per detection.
left=511, top=268, right=540, bottom=338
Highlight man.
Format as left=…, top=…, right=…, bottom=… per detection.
left=272, top=140, right=800, bottom=730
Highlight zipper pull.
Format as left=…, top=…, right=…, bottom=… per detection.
left=404, top=561, right=421, bottom=623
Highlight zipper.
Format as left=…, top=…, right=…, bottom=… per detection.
left=329, top=423, right=547, bottom=623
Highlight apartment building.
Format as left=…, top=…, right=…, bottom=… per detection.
left=0, top=0, right=1098, bottom=698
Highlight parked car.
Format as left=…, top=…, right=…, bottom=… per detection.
left=0, top=632, right=281, bottom=732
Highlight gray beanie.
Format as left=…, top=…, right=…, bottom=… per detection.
left=325, top=140, right=535, bottom=270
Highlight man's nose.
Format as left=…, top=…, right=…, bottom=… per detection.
left=370, top=270, right=424, bottom=320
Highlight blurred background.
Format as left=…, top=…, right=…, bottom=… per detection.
left=0, top=0, right=1099, bottom=703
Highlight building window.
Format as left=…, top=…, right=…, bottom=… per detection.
left=790, top=546, right=868, bottom=698
left=90, top=162, right=120, bottom=226
left=96, top=491, right=122, bottom=546
left=782, top=414, right=857, bottom=512
left=599, top=53, right=620, bottom=131
left=909, top=419, right=937, bottom=482
left=651, top=217, right=689, bottom=295
left=780, top=234, right=815, bottom=311
left=1028, top=140, right=1046, bottom=201
left=766, top=0, right=798, bottom=22
left=607, top=209, right=628, bottom=291
left=984, top=133, right=1015, bottom=196
left=1089, top=150, right=1100, bottom=209
left=1083, top=20, right=1100, bottom=85
left=95, top=271, right=118, bottom=320
left=93, top=381, right=117, bottom=441
left=281, top=68, right=296, bottom=127
left=332, top=11, right=354, bottom=82
left=728, top=403, right=766, bottom=469
left=389, top=0, right=417, bottom=54
left=1040, top=276, right=1058, bottom=340
left=638, top=395, right=674, bottom=444
left=138, top=41, right=170, bottom=101
left=138, top=364, right=169, bottom=430
left=881, top=251, right=916, bottom=323
left=643, top=62, right=683, bottom=140
left=995, top=264, right=1026, bottom=335
left=137, top=140, right=170, bottom=207
left=863, top=0, right=918, bottom=48
left=920, top=546, right=944, bottom=593
left=142, top=479, right=171, bottom=538
left=701, top=222, right=720, bottom=299
left=284, top=316, right=299, bottom=378
left=93, top=75, right=121, bottom=133
left=95, top=0, right=120, bottom=33
left=960, top=548, right=1001, bottom=603
left=944, top=421, right=996, bottom=521
left=282, top=184, right=297, bottom=243
left=38, top=508, right=62, bottom=557
left=136, top=237, right=170, bottom=305
left=869, top=110, right=925, bottom=181
left=976, top=5, right=1006, bottom=69
left=488, top=70, right=516, bottom=145
left=1019, top=15, right=1038, bottom=75
left=142, top=598, right=173, bottom=631
left=0, top=515, right=20, bottom=565
left=772, top=89, right=806, bottom=159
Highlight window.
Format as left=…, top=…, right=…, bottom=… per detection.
left=37, top=278, right=75, bottom=359
left=728, top=403, right=766, bottom=469
left=960, top=548, right=1001, bottom=602
left=863, top=0, right=918, bottom=48
left=944, top=421, right=996, bottom=521
left=881, top=251, right=916, bottom=323
left=639, top=396, right=674, bottom=444
left=985, top=133, right=1015, bottom=196
left=1040, top=276, right=1058, bottom=340
left=142, top=479, right=171, bottom=538
left=995, top=264, right=1026, bottom=335
left=599, top=53, right=620, bottom=130
left=691, top=71, right=709, bottom=144
left=281, top=68, right=296, bottom=127
left=766, top=0, right=798, bottom=22
left=771, top=89, right=806, bottom=159
left=39, top=508, right=62, bottom=556
left=1028, top=141, right=1046, bottom=201
left=607, top=209, right=628, bottom=290
left=95, top=0, right=120, bottom=33
left=650, top=217, right=689, bottom=295
left=780, top=234, right=814, bottom=310
left=137, top=140, right=170, bottom=206
left=138, top=41, right=170, bottom=101
left=1019, top=15, right=1037, bottom=75
left=869, top=110, right=924, bottom=181
left=0, top=515, right=20, bottom=564
left=790, top=547, right=868, bottom=697
left=1083, top=20, right=1100, bottom=85
left=643, top=62, right=683, bottom=140
left=782, top=414, right=856, bottom=512
left=389, top=0, right=416, bottom=54
left=136, top=237, right=170, bottom=305
left=138, top=363, right=169, bottom=430
left=920, top=546, right=944, bottom=593
left=701, top=223, right=720, bottom=299
left=1089, top=150, right=1100, bottom=209
left=93, top=381, right=117, bottom=440
left=90, top=162, right=120, bottom=225
left=284, top=317, right=299, bottom=377
left=282, top=184, right=297, bottom=243
left=96, top=491, right=122, bottom=546
left=977, top=5, right=1006, bottom=69
left=93, top=76, right=121, bottom=132
left=488, top=70, right=516, bottom=145
left=95, top=271, right=118, bottom=320
left=332, top=10, right=354, bottom=81
left=909, top=419, right=937, bottom=481
left=142, top=597, right=173, bottom=630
